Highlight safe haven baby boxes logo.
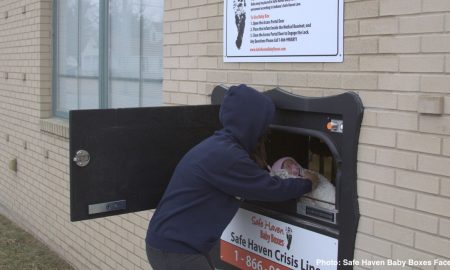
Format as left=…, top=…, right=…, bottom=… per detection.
left=220, top=208, right=338, bottom=270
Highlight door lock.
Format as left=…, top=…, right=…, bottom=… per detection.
left=73, top=150, right=90, bottom=167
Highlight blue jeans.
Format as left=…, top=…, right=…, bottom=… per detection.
left=146, top=245, right=214, bottom=270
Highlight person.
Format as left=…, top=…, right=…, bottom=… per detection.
left=145, top=84, right=317, bottom=270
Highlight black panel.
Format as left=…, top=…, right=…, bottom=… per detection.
left=70, top=105, right=221, bottom=221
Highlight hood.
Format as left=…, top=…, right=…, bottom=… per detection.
left=219, top=84, right=275, bottom=153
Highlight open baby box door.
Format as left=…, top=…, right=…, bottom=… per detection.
left=69, top=85, right=363, bottom=270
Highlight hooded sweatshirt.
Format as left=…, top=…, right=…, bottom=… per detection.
left=146, top=84, right=312, bottom=254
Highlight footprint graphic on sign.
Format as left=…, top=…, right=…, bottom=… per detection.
left=233, top=0, right=246, bottom=49
left=286, top=227, right=293, bottom=250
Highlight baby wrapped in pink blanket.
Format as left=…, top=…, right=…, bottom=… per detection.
left=270, top=157, right=335, bottom=210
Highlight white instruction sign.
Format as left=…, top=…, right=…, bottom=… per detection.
left=224, top=0, right=343, bottom=62
left=220, top=208, right=338, bottom=270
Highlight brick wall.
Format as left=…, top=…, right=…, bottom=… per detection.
left=163, top=0, right=450, bottom=269
left=0, top=0, right=449, bottom=270
left=0, top=1, right=152, bottom=269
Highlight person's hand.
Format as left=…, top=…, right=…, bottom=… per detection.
left=303, top=169, right=319, bottom=190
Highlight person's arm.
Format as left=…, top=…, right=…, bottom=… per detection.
left=205, top=156, right=312, bottom=201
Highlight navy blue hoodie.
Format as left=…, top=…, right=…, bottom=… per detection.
left=146, top=84, right=312, bottom=254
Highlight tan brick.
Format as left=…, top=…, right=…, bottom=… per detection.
left=307, top=73, right=341, bottom=88
left=206, top=71, right=228, bottom=83
left=421, top=75, right=450, bottom=94
left=228, top=71, right=253, bottom=84
left=397, top=132, right=441, bottom=154
left=187, top=94, right=207, bottom=105
left=171, top=45, right=189, bottom=56
left=441, top=138, right=450, bottom=159
left=422, top=34, right=450, bottom=53
left=439, top=218, right=450, bottom=238
left=198, top=57, right=217, bottom=68
left=445, top=96, right=450, bottom=114
left=188, top=44, right=207, bottom=56
left=179, top=57, right=198, bottom=69
left=344, top=20, right=359, bottom=37
left=399, top=55, right=445, bottom=73
left=206, top=44, right=221, bottom=56
left=360, top=56, right=398, bottom=72
left=172, top=0, right=189, bottom=9
left=375, top=184, right=416, bottom=208
left=188, top=69, right=206, bottom=81
left=377, top=111, right=418, bottom=131
left=164, top=10, right=179, bottom=22
left=207, top=17, right=222, bottom=30
left=164, top=57, right=180, bottom=68
left=357, top=216, right=374, bottom=234
left=419, top=115, right=450, bottom=135
left=344, top=38, right=378, bottom=54
left=396, top=169, right=440, bottom=194
left=171, top=69, right=188, bottom=80
left=206, top=71, right=227, bottom=83
left=359, top=198, right=395, bottom=222
left=251, top=72, right=277, bottom=86
left=417, top=193, right=450, bottom=217
left=394, top=208, right=439, bottom=233
left=355, top=233, right=392, bottom=257
left=354, top=249, right=375, bottom=263
left=171, top=21, right=189, bottom=33
left=379, top=36, right=420, bottom=54
left=376, top=148, right=417, bottom=170
left=359, top=91, right=397, bottom=110
left=358, top=180, right=375, bottom=199
left=180, top=32, right=198, bottom=44
left=165, top=33, right=180, bottom=45
left=199, top=4, right=218, bottom=18
left=362, top=110, right=377, bottom=127
left=163, top=80, right=179, bottom=92
left=265, top=63, right=292, bottom=71
left=189, top=0, right=207, bottom=7
left=277, top=72, right=307, bottom=87
left=392, top=245, right=436, bottom=267
left=380, top=0, right=421, bottom=15
left=423, top=0, right=450, bottom=12
left=239, top=63, right=266, bottom=71
left=217, top=61, right=240, bottom=70
left=358, top=162, right=395, bottom=184
left=345, top=0, right=379, bottom=19
left=358, top=145, right=377, bottom=163
left=397, top=94, right=418, bottom=111
left=359, top=127, right=396, bottom=147
left=188, top=18, right=207, bottom=31
left=400, top=14, right=445, bottom=34
left=373, top=220, right=414, bottom=246
left=360, top=17, right=398, bottom=35
left=440, top=177, right=450, bottom=197
left=291, top=63, right=323, bottom=71
left=342, top=74, right=378, bottom=90
left=171, top=92, right=188, bottom=104
left=323, top=56, right=359, bottom=71
left=180, top=7, right=198, bottom=20
left=198, top=30, right=219, bottom=43
left=379, top=74, right=420, bottom=92
left=415, top=232, right=450, bottom=258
